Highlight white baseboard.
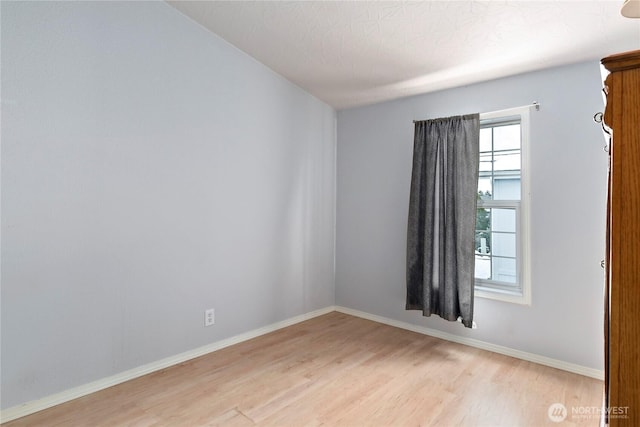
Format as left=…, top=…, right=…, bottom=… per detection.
left=2, top=304, right=603, bottom=423
left=0, top=306, right=336, bottom=424
left=334, top=306, right=604, bottom=381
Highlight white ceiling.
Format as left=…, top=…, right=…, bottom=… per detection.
left=168, top=1, right=640, bottom=110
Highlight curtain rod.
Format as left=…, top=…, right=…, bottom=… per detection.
left=483, top=101, right=540, bottom=116
left=413, top=102, right=540, bottom=123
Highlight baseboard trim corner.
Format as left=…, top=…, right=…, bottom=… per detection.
left=0, top=305, right=336, bottom=424
left=334, top=306, right=604, bottom=381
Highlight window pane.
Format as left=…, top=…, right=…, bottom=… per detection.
left=492, top=232, right=516, bottom=258
left=492, top=208, right=516, bottom=232
left=493, top=124, right=520, bottom=151
left=475, top=208, right=491, bottom=255
left=493, top=151, right=520, bottom=172
left=480, top=128, right=492, bottom=152
left=479, top=152, right=493, bottom=172
left=493, top=178, right=520, bottom=200
left=475, top=255, right=490, bottom=279
left=477, top=179, right=492, bottom=199
left=475, top=205, right=519, bottom=283
left=492, top=257, right=517, bottom=284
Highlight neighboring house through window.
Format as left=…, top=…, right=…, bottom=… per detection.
left=475, top=106, right=531, bottom=304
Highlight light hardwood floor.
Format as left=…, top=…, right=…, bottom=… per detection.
left=3, top=312, right=603, bottom=426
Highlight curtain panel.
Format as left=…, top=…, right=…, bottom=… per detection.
left=406, top=114, right=480, bottom=328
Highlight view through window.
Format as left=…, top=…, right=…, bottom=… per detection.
left=475, top=116, right=524, bottom=296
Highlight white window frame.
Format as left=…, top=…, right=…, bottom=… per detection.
left=475, top=106, right=531, bottom=305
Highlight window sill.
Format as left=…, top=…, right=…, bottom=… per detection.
left=475, top=286, right=531, bottom=305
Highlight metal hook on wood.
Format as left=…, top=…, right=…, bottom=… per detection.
left=594, top=112, right=604, bottom=123
left=594, top=111, right=611, bottom=153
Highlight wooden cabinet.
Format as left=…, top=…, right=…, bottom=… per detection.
left=602, top=49, right=640, bottom=426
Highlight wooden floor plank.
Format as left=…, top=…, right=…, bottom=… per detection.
left=2, top=312, right=603, bottom=426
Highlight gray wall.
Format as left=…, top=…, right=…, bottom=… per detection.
left=336, top=61, right=607, bottom=371
left=1, top=2, right=335, bottom=409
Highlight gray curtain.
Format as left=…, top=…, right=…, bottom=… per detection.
left=406, top=114, right=479, bottom=328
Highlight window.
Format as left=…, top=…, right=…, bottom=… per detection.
left=475, top=106, right=531, bottom=304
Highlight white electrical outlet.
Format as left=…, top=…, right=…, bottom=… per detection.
left=204, top=308, right=215, bottom=326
